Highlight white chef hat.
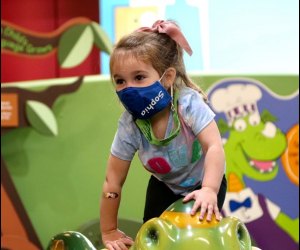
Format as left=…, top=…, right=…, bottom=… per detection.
left=210, top=84, right=262, bottom=125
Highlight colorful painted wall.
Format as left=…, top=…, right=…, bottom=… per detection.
left=208, top=77, right=299, bottom=249
left=1, top=1, right=299, bottom=250
left=1, top=75, right=299, bottom=249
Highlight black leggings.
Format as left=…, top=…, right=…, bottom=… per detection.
left=143, top=175, right=227, bottom=223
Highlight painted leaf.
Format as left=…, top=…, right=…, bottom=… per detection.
left=58, top=24, right=94, bottom=68
left=217, top=118, right=230, bottom=135
left=26, top=100, right=58, bottom=136
left=261, top=109, right=278, bottom=123
left=90, top=22, right=113, bottom=54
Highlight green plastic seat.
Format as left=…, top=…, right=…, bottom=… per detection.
left=77, top=218, right=142, bottom=249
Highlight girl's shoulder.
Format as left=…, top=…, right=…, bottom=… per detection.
left=177, top=88, right=215, bottom=135
left=178, top=87, right=206, bottom=108
left=119, top=110, right=135, bottom=124
left=118, top=111, right=139, bottom=130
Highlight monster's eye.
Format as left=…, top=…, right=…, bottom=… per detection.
left=142, top=222, right=161, bottom=248
left=236, top=223, right=252, bottom=248
left=138, top=218, right=173, bottom=249
left=147, top=227, right=159, bottom=244
left=237, top=224, right=246, bottom=240
left=233, top=119, right=247, bottom=132
left=249, top=113, right=261, bottom=126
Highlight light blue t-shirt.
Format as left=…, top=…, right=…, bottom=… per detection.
left=111, top=87, right=216, bottom=195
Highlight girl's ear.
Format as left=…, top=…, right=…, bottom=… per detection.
left=163, top=67, right=177, bottom=88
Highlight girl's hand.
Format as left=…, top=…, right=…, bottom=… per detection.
left=183, top=187, right=221, bottom=221
left=102, top=229, right=134, bottom=250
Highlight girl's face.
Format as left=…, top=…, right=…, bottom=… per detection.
left=112, top=55, right=161, bottom=92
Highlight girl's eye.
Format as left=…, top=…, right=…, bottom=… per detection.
left=136, top=75, right=145, bottom=81
left=115, top=79, right=124, bottom=85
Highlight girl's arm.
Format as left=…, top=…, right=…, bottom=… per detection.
left=198, top=120, right=225, bottom=195
left=100, top=154, right=134, bottom=250
left=183, top=120, right=225, bottom=221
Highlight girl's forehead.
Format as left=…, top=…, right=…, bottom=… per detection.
left=111, top=52, right=153, bottom=73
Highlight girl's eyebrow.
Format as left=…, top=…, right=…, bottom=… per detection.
left=113, top=74, right=121, bottom=79
left=132, top=70, right=148, bottom=75
left=113, top=70, right=148, bottom=79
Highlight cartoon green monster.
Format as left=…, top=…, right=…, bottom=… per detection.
left=222, top=112, right=285, bottom=183
left=210, top=83, right=299, bottom=249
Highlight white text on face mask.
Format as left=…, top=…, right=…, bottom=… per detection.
left=141, top=91, right=164, bottom=117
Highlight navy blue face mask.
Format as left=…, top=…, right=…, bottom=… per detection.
left=116, top=80, right=172, bottom=119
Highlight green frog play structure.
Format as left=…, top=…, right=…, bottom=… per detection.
left=47, top=198, right=261, bottom=250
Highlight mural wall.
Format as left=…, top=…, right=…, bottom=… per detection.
left=207, top=78, right=299, bottom=249
left=1, top=75, right=298, bottom=249
left=1, top=0, right=299, bottom=250
left=1, top=1, right=113, bottom=249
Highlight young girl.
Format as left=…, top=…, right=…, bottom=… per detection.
left=100, top=20, right=227, bottom=250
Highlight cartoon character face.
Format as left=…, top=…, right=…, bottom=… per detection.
left=209, top=83, right=288, bottom=183
left=130, top=198, right=253, bottom=250
left=225, top=113, right=287, bottom=181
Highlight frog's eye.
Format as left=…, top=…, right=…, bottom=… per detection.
left=221, top=217, right=252, bottom=249
left=137, top=218, right=173, bottom=249
left=248, top=113, right=261, bottom=126
left=237, top=223, right=247, bottom=240
left=145, top=226, right=159, bottom=245
left=233, top=119, right=247, bottom=132
left=236, top=222, right=252, bottom=248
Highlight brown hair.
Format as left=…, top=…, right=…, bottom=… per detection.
left=109, top=22, right=208, bottom=101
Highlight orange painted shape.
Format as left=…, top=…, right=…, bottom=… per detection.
left=1, top=235, right=40, bottom=250
left=281, top=124, right=299, bottom=186
left=1, top=185, right=27, bottom=237
left=228, top=172, right=244, bottom=192
left=1, top=93, right=19, bottom=127
left=160, top=211, right=219, bottom=229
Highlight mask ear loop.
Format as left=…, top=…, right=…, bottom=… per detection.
left=159, top=70, right=175, bottom=112
left=159, top=71, right=167, bottom=85
left=170, top=85, right=175, bottom=112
